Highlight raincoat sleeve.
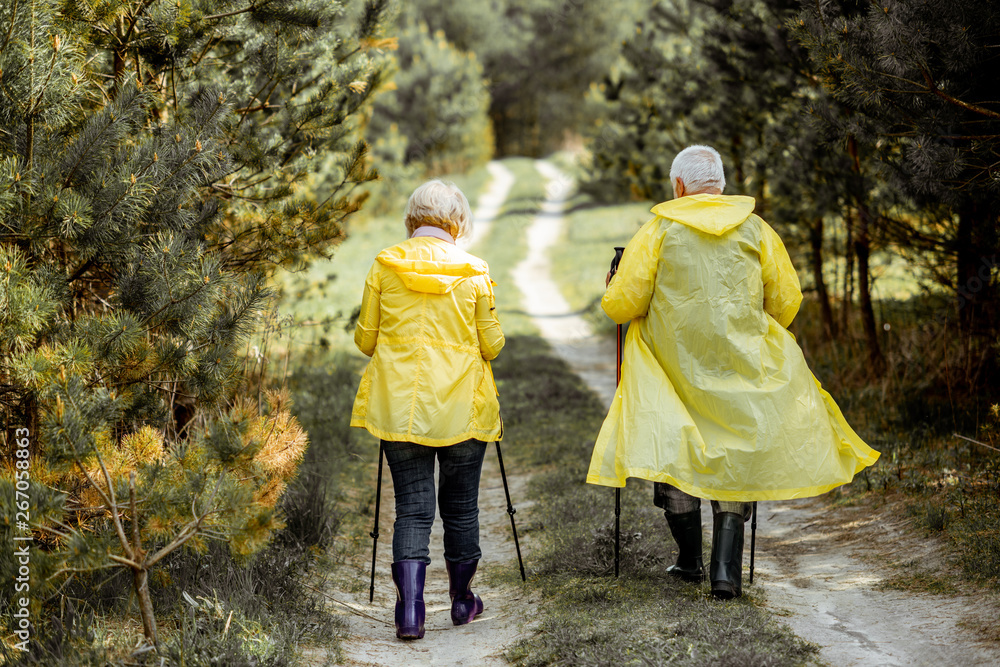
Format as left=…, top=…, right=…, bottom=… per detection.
left=759, top=219, right=803, bottom=328
left=475, top=278, right=504, bottom=360
left=601, top=218, right=664, bottom=325
left=354, top=263, right=381, bottom=357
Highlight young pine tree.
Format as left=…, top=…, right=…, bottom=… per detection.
left=1, top=0, right=390, bottom=650
left=367, top=18, right=493, bottom=180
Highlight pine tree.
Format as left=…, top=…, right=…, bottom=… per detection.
left=367, top=17, right=493, bottom=179
left=1, top=0, right=390, bottom=650
left=795, top=0, right=1000, bottom=333
left=581, top=0, right=708, bottom=201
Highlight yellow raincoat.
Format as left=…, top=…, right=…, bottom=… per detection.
left=351, top=237, right=504, bottom=446
left=587, top=194, right=879, bottom=500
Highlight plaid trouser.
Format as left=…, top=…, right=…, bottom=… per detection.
left=653, top=482, right=752, bottom=521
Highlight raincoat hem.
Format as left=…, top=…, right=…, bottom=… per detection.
left=350, top=419, right=501, bottom=447
left=584, top=469, right=876, bottom=501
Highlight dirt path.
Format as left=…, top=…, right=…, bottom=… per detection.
left=461, top=162, right=515, bottom=252
left=513, top=160, right=618, bottom=406
left=518, top=160, right=1000, bottom=667
left=755, top=498, right=1000, bottom=666
left=333, top=453, right=536, bottom=667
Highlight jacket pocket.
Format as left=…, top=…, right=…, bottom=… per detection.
left=471, top=360, right=500, bottom=431
left=352, top=366, right=373, bottom=421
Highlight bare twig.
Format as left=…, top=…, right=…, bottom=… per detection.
left=953, top=433, right=1000, bottom=454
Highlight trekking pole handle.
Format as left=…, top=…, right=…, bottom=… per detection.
left=609, top=246, right=625, bottom=277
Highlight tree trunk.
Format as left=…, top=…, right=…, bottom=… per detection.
left=954, top=200, right=997, bottom=332
left=731, top=135, right=744, bottom=188
left=854, top=205, right=884, bottom=374
left=133, top=567, right=158, bottom=647
left=840, top=210, right=854, bottom=335
left=810, top=217, right=837, bottom=339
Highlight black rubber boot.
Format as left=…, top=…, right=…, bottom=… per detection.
left=665, top=510, right=704, bottom=583
left=710, top=512, right=744, bottom=599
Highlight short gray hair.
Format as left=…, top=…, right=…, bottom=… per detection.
left=669, top=145, right=726, bottom=194
left=404, top=180, right=472, bottom=240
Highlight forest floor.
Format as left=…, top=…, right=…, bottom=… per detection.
left=301, top=160, right=1000, bottom=666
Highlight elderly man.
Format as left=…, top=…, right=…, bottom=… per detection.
left=587, top=145, right=879, bottom=599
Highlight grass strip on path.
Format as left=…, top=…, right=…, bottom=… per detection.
left=549, top=196, right=654, bottom=336
left=489, top=336, right=819, bottom=667
left=470, top=157, right=551, bottom=337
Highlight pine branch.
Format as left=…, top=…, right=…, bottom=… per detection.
left=1, top=0, right=20, bottom=53
left=28, top=39, right=64, bottom=116
left=202, top=4, right=258, bottom=22
left=93, top=443, right=137, bottom=561
left=121, top=0, right=161, bottom=49
left=72, top=455, right=135, bottom=562
left=920, top=66, right=1000, bottom=120
left=46, top=563, right=119, bottom=582
left=143, top=472, right=225, bottom=569
left=108, top=553, right=143, bottom=569
left=130, top=472, right=141, bottom=559
left=139, top=380, right=196, bottom=399
left=68, top=258, right=94, bottom=283
left=237, top=71, right=279, bottom=129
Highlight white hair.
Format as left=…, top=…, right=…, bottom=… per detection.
left=404, top=179, right=472, bottom=240
left=669, top=145, right=726, bottom=194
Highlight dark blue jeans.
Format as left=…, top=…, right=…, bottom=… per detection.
left=383, top=439, right=487, bottom=565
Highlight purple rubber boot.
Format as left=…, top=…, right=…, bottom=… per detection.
left=446, top=559, right=485, bottom=626
left=391, top=560, right=426, bottom=639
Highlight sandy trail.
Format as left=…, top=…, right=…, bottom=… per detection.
left=513, top=160, right=618, bottom=406
left=460, top=162, right=515, bottom=252
left=518, top=160, right=1000, bottom=667
left=333, top=452, right=535, bottom=667
left=754, top=498, right=1000, bottom=666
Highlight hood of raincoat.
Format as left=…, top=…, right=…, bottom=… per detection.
left=376, top=239, right=489, bottom=295
left=650, top=194, right=756, bottom=236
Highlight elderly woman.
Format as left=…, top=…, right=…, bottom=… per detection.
left=351, top=180, right=504, bottom=639
left=588, top=145, right=878, bottom=599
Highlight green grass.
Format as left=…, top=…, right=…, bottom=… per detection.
left=550, top=197, right=654, bottom=335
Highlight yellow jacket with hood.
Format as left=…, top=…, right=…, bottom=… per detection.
left=586, top=194, right=879, bottom=500
left=351, top=237, right=504, bottom=446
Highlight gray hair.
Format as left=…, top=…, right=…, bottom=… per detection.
left=669, top=145, right=726, bottom=194
left=404, top=179, right=472, bottom=240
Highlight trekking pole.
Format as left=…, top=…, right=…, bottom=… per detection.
left=749, top=501, right=758, bottom=584
left=495, top=440, right=527, bottom=581
left=610, top=246, right=625, bottom=578
left=368, top=442, right=385, bottom=603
